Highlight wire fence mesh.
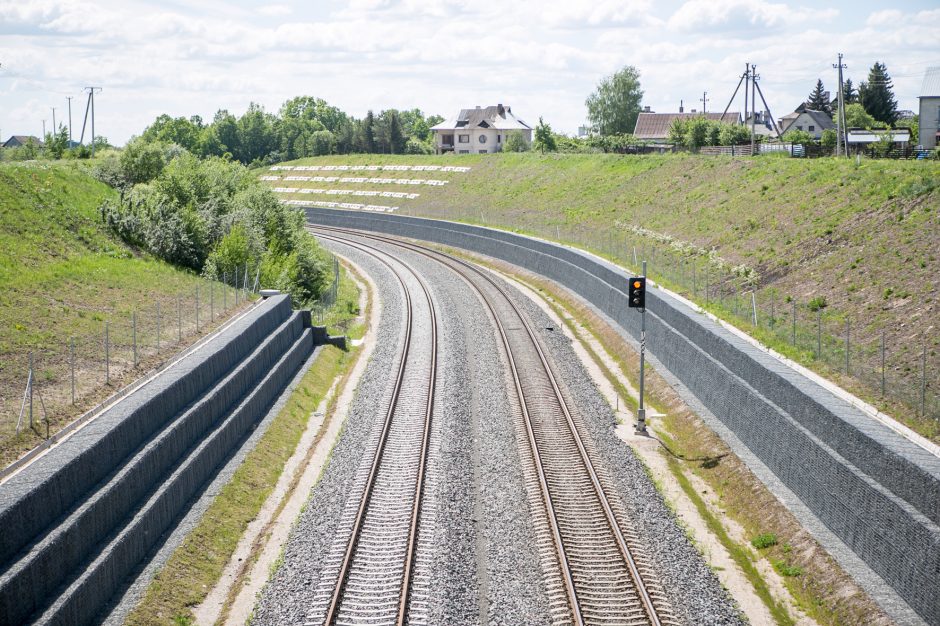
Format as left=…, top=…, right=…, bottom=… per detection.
left=4, top=276, right=257, bottom=443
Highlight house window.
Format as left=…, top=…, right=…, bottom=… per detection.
left=458, top=135, right=470, bottom=143
left=809, top=125, right=815, bottom=132
left=479, top=150, right=487, bottom=154
left=459, top=150, right=470, bottom=154
left=479, top=135, right=487, bottom=144
left=497, top=134, right=501, bottom=142
left=796, top=125, right=803, bottom=131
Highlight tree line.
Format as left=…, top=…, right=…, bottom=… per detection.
left=139, top=97, right=445, bottom=166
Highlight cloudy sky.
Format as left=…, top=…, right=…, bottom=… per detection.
left=1, top=0, right=937, bottom=144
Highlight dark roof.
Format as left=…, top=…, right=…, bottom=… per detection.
left=633, top=112, right=741, bottom=140
left=2, top=135, right=44, bottom=148
left=431, top=104, right=532, bottom=131
left=780, top=109, right=835, bottom=133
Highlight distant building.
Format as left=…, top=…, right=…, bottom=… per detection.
left=577, top=125, right=594, bottom=138
left=846, top=128, right=911, bottom=152
left=742, top=111, right=778, bottom=138
left=778, top=106, right=835, bottom=139
left=918, top=67, right=940, bottom=148
left=633, top=109, right=740, bottom=143
left=2, top=135, right=44, bottom=148
left=431, top=104, right=532, bottom=154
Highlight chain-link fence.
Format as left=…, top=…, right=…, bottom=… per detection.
left=5, top=276, right=258, bottom=444
left=424, top=210, right=937, bottom=423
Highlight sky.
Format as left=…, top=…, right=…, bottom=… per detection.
left=1, top=0, right=937, bottom=145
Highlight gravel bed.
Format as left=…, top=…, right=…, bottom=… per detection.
left=252, top=238, right=552, bottom=625
left=251, top=242, right=406, bottom=625
left=501, top=276, right=746, bottom=626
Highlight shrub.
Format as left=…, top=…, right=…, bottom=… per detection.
left=807, top=296, right=828, bottom=311
left=751, top=533, right=778, bottom=549
left=503, top=131, right=530, bottom=152
left=404, top=137, right=432, bottom=155
left=783, top=129, right=814, bottom=145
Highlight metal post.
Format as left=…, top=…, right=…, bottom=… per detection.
left=751, top=292, right=758, bottom=326
left=133, top=310, right=137, bottom=367
left=105, top=322, right=110, bottom=385
left=196, top=287, right=200, bottom=332
left=177, top=296, right=182, bottom=343
left=70, top=337, right=75, bottom=404
left=29, top=352, right=34, bottom=429
left=637, top=261, right=648, bottom=435
left=692, top=262, right=696, bottom=297
left=845, top=318, right=850, bottom=374
left=705, top=268, right=709, bottom=305
left=792, top=300, right=797, bottom=345
left=223, top=273, right=227, bottom=310
left=210, top=281, right=214, bottom=320
left=234, top=267, right=239, bottom=305
left=881, top=331, right=886, bottom=397
left=157, top=301, right=161, bottom=350
left=922, top=343, right=928, bottom=417
left=817, top=309, right=822, bottom=358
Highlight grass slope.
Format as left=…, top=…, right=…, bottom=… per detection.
left=262, top=153, right=939, bottom=435
left=0, top=162, right=238, bottom=461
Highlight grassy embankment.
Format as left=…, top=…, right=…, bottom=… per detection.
left=126, top=263, right=365, bottom=625
left=0, top=161, right=245, bottom=465
left=262, top=153, right=940, bottom=439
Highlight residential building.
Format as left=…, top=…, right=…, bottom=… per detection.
left=632, top=110, right=741, bottom=143
left=846, top=128, right=911, bottom=153
left=742, top=111, right=778, bottom=139
left=431, top=104, right=532, bottom=154
left=918, top=66, right=940, bottom=148
left=2, top=135, right=44, bottom=148
left=778, top=106, right=835, bottom=139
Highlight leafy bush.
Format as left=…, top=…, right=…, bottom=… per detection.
left=404, top=137, right=433, bottom=155
left=503, top=131, right=530, bottom=152
left=807, top=295, right=828, bottom=311
left=751, top=533, right=778, bottom=549
left=820, top=128, right=837, bottom=150
left=783, top=129, right=814, bottom=145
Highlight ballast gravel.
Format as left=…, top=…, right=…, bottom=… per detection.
left=502, top=277, right=746, bottom=626
left=252, top=233, right=742, bottom=626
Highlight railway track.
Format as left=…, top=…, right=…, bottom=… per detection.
left=304, top=236, right=438, bottom=626
left=311, top=226, right=677, bottom=626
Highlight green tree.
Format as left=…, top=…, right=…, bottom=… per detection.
left=360, top=110, right=376, bottom=153
left=503, top=131, right=529, bottom=152
left=783, top=129, right=814, bottom=145
left=820, top=128, right=838, bottom=150
left=45, top=124, right=69, bottom=159
left=667, top=118, right=688, bottom=146
left=212, top=109, right=240, bottom=158
left=806, top=79, right=832, bottom=115
left=533, top=117, right=557, bottom=153
left=585, top=65, right=644, bottom=136
left=387, top=110, right=405, bottom=154
left=843, top=79, right=858, bottom=104
left=310, top=130, right=335, bottom=156
left=895, top=114, right=918, bottom=144
left=859, top=62, right=898, bottom=126
left=844, top=103, right=884, bottom=129
left=119, top=137, right=169, bottom=184
left=718, top=122, right=750, bottom=146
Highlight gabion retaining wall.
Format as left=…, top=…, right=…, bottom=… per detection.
left=305, top=207, right=940, bottom=624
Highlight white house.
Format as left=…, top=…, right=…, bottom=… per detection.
left=918, top=67, right=940, bottom=148
left=431, top=104, right=532, bottom=154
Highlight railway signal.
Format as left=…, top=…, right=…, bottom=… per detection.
left=631, top=265, right=648, bottom=435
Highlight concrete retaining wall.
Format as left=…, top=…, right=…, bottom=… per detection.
left=304, top=208, right=940, bottom=624
left=0, top=295, right=314, bottom=624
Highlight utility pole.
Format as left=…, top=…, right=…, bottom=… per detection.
left=743, top=63, right=750, bottom=127
left=833, top=53, right=847, bottom=157
left=42, top=119, right=46, bottom=138
left=84, top=86, right=102, bottom=154
left=751, top=64, right=758, bottom=153
left=67, top=96, right=73, bottom=146
left=51, top=107, right=56, bottom=134
left=701, top=91, right=709, bottom=113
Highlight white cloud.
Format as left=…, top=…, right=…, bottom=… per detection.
left=669, top=0, right=837, bottom=33
left=258, top=4, right=292, bottom=17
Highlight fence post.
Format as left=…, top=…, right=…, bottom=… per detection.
left=923, top=343, right=928, bottom=417
left=157, top=301, right=161, bottom=350
left=845, top=318, right=850, bottom=374
left=816, top=309, right=821, bottom=359
left=223, top=272, right=227, bottom=311
left=234, top=268, right=239, bottom=305
left=177, top=296, right=182, bottom=343
left=881, top=331, right=886, bottom=397
left=792, top=300, right=796, bottom=346
left=692, top=262, right=696, bottom=297
left=196, top=287, right=200, bottom=333
left=210, top=280, right=214, bottom=320
left=133, top=310, right=138, bottom=367
left=105, top=321, right=110, bottom=385
left=705, top=268, right=709, bottom=305
left=29, top=352, right=34, bottom=429
left=751, top=292, right=758, bottom=326
left=70, top=337, right=75, bottom=405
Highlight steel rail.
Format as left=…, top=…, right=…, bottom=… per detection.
left=311, top=226, right=664, bottom=625
left=314, top=235, right=438, bottom=626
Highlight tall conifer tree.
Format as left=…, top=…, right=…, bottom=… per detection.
left=859, top=62, right=898, bottom=125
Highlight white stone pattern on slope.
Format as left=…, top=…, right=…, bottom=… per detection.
left=268, top=175, right=447, bottom=185
left=269, top=164, right=470, bottom=172
left=272, top=187, right=419, bottom=200
left=280, top=199, right=399, bottom=212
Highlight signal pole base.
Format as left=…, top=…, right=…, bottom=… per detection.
left=635, top=408, right=648, bottom=435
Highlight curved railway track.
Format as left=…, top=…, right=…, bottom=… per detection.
left=311, top=226, right=677, bottom=626
left=305, top=236, right=438, bottom=626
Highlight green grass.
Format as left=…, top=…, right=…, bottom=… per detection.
left=0, top=161, right=243, bottom=464
left=264, top=153, right=940, bottom=437
left=125, top=343, right=356, bottom=625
